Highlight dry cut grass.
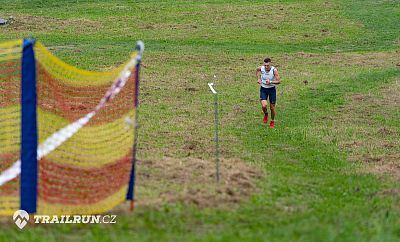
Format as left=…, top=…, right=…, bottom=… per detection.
left=131, top=157, right=262, bottom=209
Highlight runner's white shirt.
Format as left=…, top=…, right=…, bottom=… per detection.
left=260, top=66, right=275, bottom=88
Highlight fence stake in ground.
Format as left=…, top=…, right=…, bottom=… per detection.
left=208, top=81, right=220, bottom=182
left=127, top=41, right=145, bottom=211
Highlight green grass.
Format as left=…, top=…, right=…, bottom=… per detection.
left=0, top=0, right=400, bottom=241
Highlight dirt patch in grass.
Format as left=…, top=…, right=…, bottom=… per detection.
left=332, top=81, right=400, bottom=181
left=286, top=51, right=400, bottom=69
left=129, top=157, right=263, bottom=209
left=364, top=158, right=400, bottom=181
left=4, top=15, right=101, bottom=33
left=377, top=188, right=400, bottom=197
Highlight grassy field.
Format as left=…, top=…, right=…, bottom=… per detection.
left=0, top=0, right=399, bottom=241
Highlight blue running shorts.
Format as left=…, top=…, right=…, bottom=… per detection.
left=260, top=86, right=276, bottom=104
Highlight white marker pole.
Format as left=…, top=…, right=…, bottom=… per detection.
left=208, top=81, right=220, bottom=182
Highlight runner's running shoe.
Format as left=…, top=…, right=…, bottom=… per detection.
left=270, top=120, right=275, bottom=128
left=263, top=113, right=268, bottom=123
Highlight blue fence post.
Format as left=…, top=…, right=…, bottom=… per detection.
left=20, top=38, right=38, bottom=213
left=127, top=41, right=144, bottom=210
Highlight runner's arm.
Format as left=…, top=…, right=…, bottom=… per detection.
left=256, top=66, right=262, bottom=84
left=271, top=69, right=281, bottom=85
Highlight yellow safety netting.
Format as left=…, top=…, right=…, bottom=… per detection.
left=0, top=39, right=139, bottom=215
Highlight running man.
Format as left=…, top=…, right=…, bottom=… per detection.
left=256, top=58, right=281, bottom=128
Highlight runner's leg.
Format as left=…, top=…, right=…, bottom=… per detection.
left=270, top=87, right=277, bottom=121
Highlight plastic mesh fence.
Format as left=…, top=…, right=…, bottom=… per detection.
left=0, top=39, right=140, bottom=215
left=0, top=40, right=22, bottom=216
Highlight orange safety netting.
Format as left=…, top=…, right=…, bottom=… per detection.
left=0, top=39, right=22, bottom=216
left=0, top=39, right=141, bottom=215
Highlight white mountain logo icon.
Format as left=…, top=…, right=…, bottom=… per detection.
left=13, top=210, right=29, bottom=229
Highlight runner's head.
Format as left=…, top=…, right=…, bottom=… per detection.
left=263, top=58, right=272, bottom=70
